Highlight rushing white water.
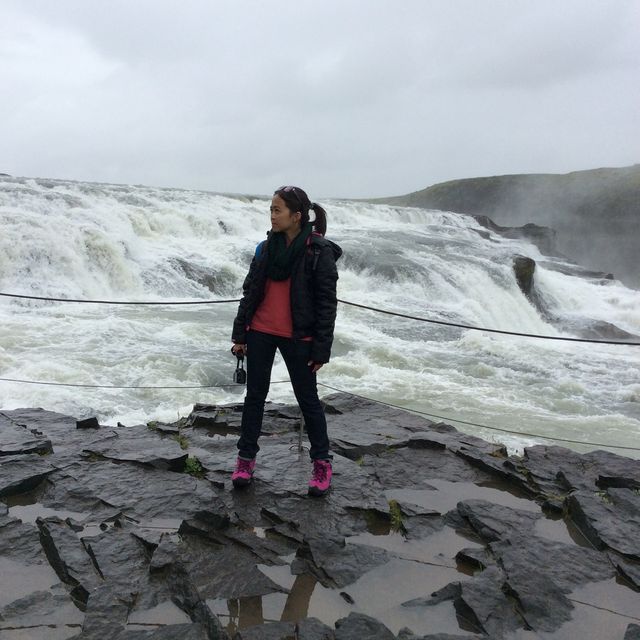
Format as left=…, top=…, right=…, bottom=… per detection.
left=1, top=176, right=639, bottom=456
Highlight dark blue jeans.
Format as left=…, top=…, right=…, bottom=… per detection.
left=237, top=330, right=330, bottom=461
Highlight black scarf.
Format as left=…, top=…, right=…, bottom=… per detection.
left=266, top=223, right=313, bottom=281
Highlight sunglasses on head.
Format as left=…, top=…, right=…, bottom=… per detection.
left=276, top=185, right=302, bottom=203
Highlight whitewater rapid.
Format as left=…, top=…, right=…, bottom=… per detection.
left=1, top=176, right=639, bottom=456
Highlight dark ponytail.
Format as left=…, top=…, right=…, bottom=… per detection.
left=274, top=185, right=328, bottom=236
left=309, top=202, right=327, bottom=236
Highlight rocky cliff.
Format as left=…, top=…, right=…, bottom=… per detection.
left=374, top=165, right=640, bottom=289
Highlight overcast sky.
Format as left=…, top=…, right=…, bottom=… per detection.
left=1, top=1, right=639, bottom=198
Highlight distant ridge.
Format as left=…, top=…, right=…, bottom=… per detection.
left=374, top=165, right=640, bottom=289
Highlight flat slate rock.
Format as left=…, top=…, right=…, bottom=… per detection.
left=562, top=449, right=640, bottom=491
left=456, top=499, right=542, bottom=543
left=490, top=533, right=615, bottom=592
left=81, top=426, right=188, bottom=471
left=361, top=445, right=488, bottom=488
left=0, top=454, right=56, bottom=498
left=188, top=401, right=301, bottom=436
left=80, top=582, right=134, bottom=636
left=513, top=445, right=590, bottom=496
left=1, top=394, right=639, bottom=640
left=566, top=487, right=640, bottom=558
left=0, top=517, right=51, bottom=565
left=404, top=567, right=519, bottom=638
left=0, top=407, right=147, bottom=473
left=0, top=416, right=53, bottom=456
left=322, top=395, right=499, bottom=464
left=334, top=612, right=395, bottom=640
left=501, top=564, right=574, bottom=633
left=291, top=535, right=390, bottom=589
left=40, top=459, right=224, bottom=523
left=82, top=527, right=151, bottom=586
left=36, top=516, right=103, bottom=605
left=150, top=531, right=286, bottom=600
left=453, top=448, right=535, bottom=498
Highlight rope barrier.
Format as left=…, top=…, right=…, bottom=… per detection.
left=0, top=374, right=637, bottom=452
left=0, top=292, right=241, bottom=305
left=316, top=382, right=640, bottom=452
left=1, top=290, right=639, bottom=345
left=0, top=376, right=289, bottom=390
left=1, top=290, right=638, bottom=450
left=337, top=299, right=640, bottom=346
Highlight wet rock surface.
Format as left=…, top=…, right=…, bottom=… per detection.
left=512, top=255, right=536, bottom=297
left=0, top=394, right=639, bottom=639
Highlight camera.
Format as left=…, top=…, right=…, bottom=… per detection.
left=233, top=364, right=246, bottom=385
left=232, top=348, right=246, bottom=385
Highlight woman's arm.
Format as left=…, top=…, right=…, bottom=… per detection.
left=231, top=256, right=258, bottom=345
left=310, top=245, right=338, bottom=364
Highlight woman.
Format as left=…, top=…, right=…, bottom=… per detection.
left=231, top=185, right=342, bottom=496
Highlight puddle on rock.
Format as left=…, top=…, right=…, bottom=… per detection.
left=83, top=516, right=183, bottom=539
left=0, top=559, right=59, bottom=608
left=209, top=549, right=468, bottom=637
left=363, top=509, right=392, bottom=536
left=386, top=478, right=541, bottom=515
left=0, top=626, right=81, bottom=640
left=476, top=478, right=539, bottom=501
left=308, top=558, right=464, bottom=636
left=386, top=478, right=591, bottom=548
left=209, top=595, right=275, bottom=634
left=127, top=600, right=192, bottom=626
left=8, top=503, right=89, bottom=526
left=3, top=486, right=90, bottom=528
left=569, top=577, right=640, bottom=619
left=347, top=528, right=480, bottom=569
left=132, top=517, right=183, bottom=530
left=505, top=578, right=640, bottom=639
left=3, top=490, right=134, bottom=539
left=532, top=512, right=587, bottom=546
left=2, top=485, right=45, bottom=508
left=0, top=584, right=83, bottom=637
left=558, top=516, right=600, bottom=548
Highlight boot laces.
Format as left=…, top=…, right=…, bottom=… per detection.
left=312, top=461, right=328, bottom=482
left=237, top=458, right=253, bottom=473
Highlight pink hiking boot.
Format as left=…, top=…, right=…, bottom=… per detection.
left=308, top=459, right=332, bottom=497
left=231, top=457, right=255, bottom=488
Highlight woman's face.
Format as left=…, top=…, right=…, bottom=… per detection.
left=270, top=195, right=301, bottom=234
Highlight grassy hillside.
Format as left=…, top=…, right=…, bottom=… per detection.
left=375, top=165, right=640, bottom=288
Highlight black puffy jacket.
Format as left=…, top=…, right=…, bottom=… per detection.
left=232, top=233, right=342, bottom=363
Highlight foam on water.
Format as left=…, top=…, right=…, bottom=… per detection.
left=1, top=176, right=639, bottom=455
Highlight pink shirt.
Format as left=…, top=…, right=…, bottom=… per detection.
left=250, top=278, right=294, bottom=338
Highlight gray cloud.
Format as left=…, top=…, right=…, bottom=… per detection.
left=1, top=0, right=639, bottom=198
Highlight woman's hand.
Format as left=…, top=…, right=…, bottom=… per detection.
left=232, top=344, right=247, bottom=357
left=308, top=360, right=323, bottom=373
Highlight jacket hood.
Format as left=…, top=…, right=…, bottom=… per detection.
left=311, top=234, right=343, bottom=261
